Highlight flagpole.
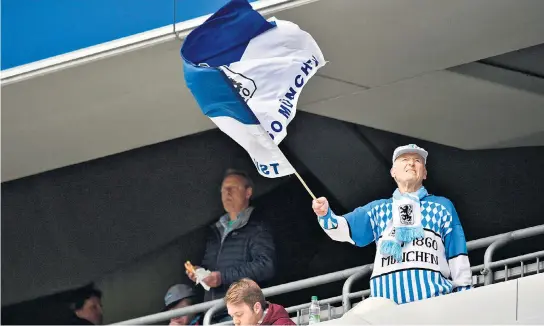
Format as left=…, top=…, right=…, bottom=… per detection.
left=274, top=140, right=316, bottom=200
left=262, top=126, right=317, bottom=200
left=293, top=170, right=316, bottom=200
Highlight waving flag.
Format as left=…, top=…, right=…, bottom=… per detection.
left=181, top=0, right=325, bottom=178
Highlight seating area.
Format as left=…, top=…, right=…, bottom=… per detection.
left=113, top=224, right=544, bottom=325
left=3, top=1, right=544, bottom=325
left=319, top=273, right=544, bottom=325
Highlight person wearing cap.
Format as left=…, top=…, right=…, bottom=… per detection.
left=312, top=144, right=472, bottom=304
left=163, top=284, right=201, bottom=326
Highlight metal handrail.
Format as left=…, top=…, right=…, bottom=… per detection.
left=295, top=251, right=544, bottom=323
left=286, top=290, right=368, bottom=314
left=198, top=290, right=369, bottom=326
left=340, top=224, right=544, bottom=313
left=482, top=224, right=544, bottom=285
left=466, top=224, right=543, bottom=251
left=113, top=297, right=224, bottom=325
left=202, top=302, right=226, bottom=326
left=341, top=264, right=373, bottom=312
left=114, top=264, right=367, bottom=325
left=318, top=254, right=544, bottom=325
left=201, top=265, right=368, bottom=325
left=474, top=250, right=544, bottom=274
left=113, top=224, right=544, bottom=325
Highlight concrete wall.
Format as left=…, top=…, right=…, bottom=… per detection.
left=322, top=273, right=544, bottom=325
left=95, top=228, right=207, bottom=324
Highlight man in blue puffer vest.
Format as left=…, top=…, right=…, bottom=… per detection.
left=187, top=169, right=276, bottom=314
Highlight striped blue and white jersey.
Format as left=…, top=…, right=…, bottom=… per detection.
left=319, top=195, right=472, bottom=304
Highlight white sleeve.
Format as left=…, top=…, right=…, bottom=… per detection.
left=318, top=211, right=355, bottom=245
left=449, top=255, right=473, bottom=291
left=443, top=202, right=473, bottom=291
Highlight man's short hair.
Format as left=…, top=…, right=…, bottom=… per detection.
left=223, top=169, right=254, bottom=189
left=70, top=287, right=102, bottom=311
left=225, top=278, right=267, bottom=309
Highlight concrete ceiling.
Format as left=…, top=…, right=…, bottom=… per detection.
left=2, top=0, right=544, bottom=182
left=303, top=62, right=544, bottom=150
left=275, top=0, right=544, bottom=87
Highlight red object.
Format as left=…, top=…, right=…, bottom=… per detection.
left=262, top=303, right=296, bottom=325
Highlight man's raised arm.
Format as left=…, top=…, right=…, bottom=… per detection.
left=312, top=197, right=375, bottom=247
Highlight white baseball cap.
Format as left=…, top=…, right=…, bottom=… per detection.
left=392, top=144, right=428, bottom=164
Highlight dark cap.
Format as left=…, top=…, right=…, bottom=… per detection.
left=164, top=284, right=195, bottom=310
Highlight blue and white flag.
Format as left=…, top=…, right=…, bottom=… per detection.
left=181, top=0, right=325, bottom=178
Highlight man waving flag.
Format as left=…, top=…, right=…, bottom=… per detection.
left=181, top=0, right=325, bottom=179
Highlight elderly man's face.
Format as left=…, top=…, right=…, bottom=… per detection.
left=391, top=153, right=427, bottom=185
left=221, top=175, right=252, bottom=216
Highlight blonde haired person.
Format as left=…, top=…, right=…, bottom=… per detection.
left=225, top=278, right=295, bottom=326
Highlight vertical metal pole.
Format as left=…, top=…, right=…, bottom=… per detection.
left=520, top=261, right=525, bottom=278
left=483, top=235, right=514, bottom=285
left=173, top=0, right=176, bottom=34
left=203, top=303, right=225, bottom=326
left=172, top=0, right=183, bottom=41
left=504, top=265, right=508, bottom=281
left=537, top=257, right=540, bottom=273
left=341, top=265, right=372, bottom=313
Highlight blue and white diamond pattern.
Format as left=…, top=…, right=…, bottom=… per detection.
left=421, top=201, right=452, bottom=235
left=372, top=202, right=393, bottom=237
left=370, top=200, right=453, bottom=238
left=368, top=211, right=378, bottom=240
left=442, top=215, right=452, bottom=236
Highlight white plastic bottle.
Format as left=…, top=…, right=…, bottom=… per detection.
left=308, top=296, right=321, bottom=324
